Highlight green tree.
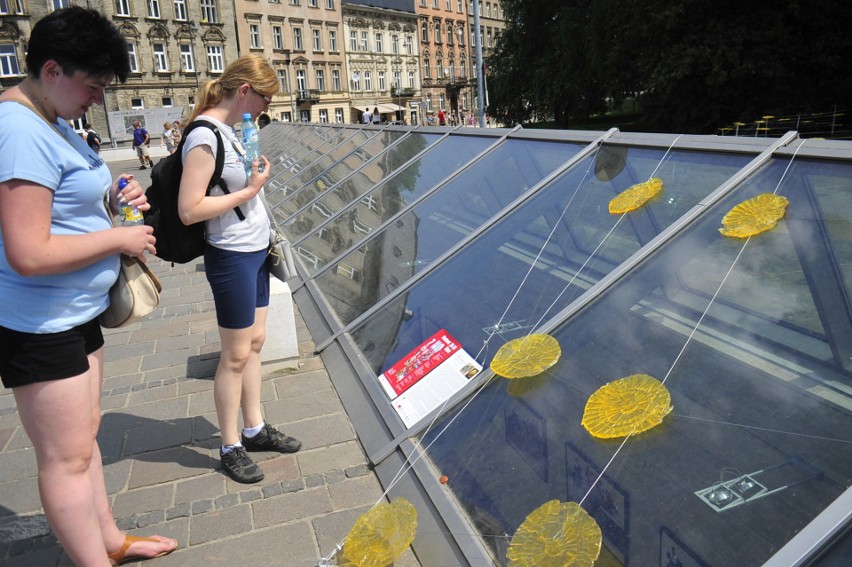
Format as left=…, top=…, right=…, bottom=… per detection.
left=488, top=0, right=852, bottom=133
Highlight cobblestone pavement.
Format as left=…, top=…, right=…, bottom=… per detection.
left=0, top=160, right=421, bottom=567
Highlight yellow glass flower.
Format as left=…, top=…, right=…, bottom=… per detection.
left=491, top=334, right=561, bottom=379
left=507, top=500, right=602, bottom=567
left=582, top=374, right=672, bottom=439
left=608, top=177, right=664, bottom=214
left=719, top=193, right=789, bottom=238
left=344, top=498, right=417, bottom=567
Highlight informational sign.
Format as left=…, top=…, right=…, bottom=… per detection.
left=108, top=106, right=186, bottom=143
left=378, top=329, right=483, bottom=428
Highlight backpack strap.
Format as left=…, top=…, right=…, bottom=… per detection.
left=178, top=120, right=245, bottom=221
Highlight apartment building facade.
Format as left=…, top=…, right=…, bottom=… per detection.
left=415, top=0, right=468, bottom=124
left=342, top=0, right=420, bottom=125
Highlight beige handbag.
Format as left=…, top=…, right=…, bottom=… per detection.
left=99, top=255, right=162, bottom=328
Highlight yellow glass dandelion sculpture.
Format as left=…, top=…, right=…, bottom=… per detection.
left=491, top=334, right=561, bottom=379
left=719, top=193, right=790, bottom=238
left=608, top=177, right=664, bottom=214
left=507, top=500, right=602, bottom=567
left=582, top=374, right=672, bottom=439
left=344, top=498, right=417, bottom=567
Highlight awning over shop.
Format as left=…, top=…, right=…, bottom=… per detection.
left=376, top=103, right=405, bottom=113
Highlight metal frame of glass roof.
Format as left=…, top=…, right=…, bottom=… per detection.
left=259, top=122, right=852, bottom=566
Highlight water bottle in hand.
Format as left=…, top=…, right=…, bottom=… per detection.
left=241, top=113, right=264, bottom=175
left=118, top=178, right=144, bottom=226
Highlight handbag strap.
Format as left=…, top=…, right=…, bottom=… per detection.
left=258, top=190, right=282, bottom=234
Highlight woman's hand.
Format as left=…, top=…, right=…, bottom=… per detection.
left=244, top=155, right=271, bottom=198
left=116, top=224, right=157, bottom=260
left=111, top=176, right=150, bottom=214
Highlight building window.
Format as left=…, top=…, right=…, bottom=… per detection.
left=313, top=29, right=322, bottom=51
left=423, top=56, right=430, bottom=79
left=290, top=0, right=300, bottom=4
left=147, top=0, right=160, bottom=18
left=421, top=22, right=428, bottom=43
left=447, top=24, right=454, bottom=45
left=293, top=27, right=303, bottom=50
left=350, top=30, right=358, bottom=51
left=316, top=68, right=325, bottom=91
left=335, top=107, right=343, bottom=123
left=393, top=71, right=401, bottom=90
left=437, top=55, right=443, bottom=78
left=487, top=28, right=492, bottom=48
left=392, top=34, right=399, bottom=54
left=336, top=263, right=361, bottom=281
left=162, top=96, right=173, bottom=106
left=131, top=97, right=144, bottom=109
left=446, top=0, right=451, bottom=9
left=201, top=0, right=217, bottom=23
left=309, top=0, right=317, bottom=6
left=173, top=0, right=187, bottom=20
left=458, top=28, right=464, bottom=45
left=127, top=42, right=139, bottom=72
left=249, top=24, right=261, bottom=48
left=326, top=0, right=334, bottom=7
left=408, top=70, right=415, bottom=88
left=153, top=43, right=168, bottom=72
left=374, top=32, right=383, bottom=53
left=351, top=71, right=360, bottom=91
left=278, top=68, right=289, bottom=92
left=116, top=0, right=131, bottom=16
left=434, top=22, right=441, bottom=43
left=207, top=45, right=224, bottom=72
left=332, top=69, right=341, bottom=91
left=328, top=30, right=338, bottom=52
left=0, top=44, right=20, bottom=77
left=296, top=69, right=306, bottom=91
left=457, top=0, right=462, bottom=11
left=460, top=58, right=466, bottom=77
left=180, top=43, right=195, bottom=71
left=439, top=92, right=446, bottom=109
left=364, top=71, right=372, bottom=92
left=426, top=93, right=432, bottom=111
left=273, top=26, right=283, bottom=50
left=319, top=109, right=328, bottom=123
left=378, top=71, right=385, bottom=91
left=0, top=0, right=24, bottom=14
left=405, top=35, right=413, bottom=54
left=51, top=0, right=70, bottom=10
left=360, top=31, right=368, bottom=52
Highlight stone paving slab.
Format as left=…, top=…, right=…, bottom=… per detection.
left=0, top=160, right=423, bottom=566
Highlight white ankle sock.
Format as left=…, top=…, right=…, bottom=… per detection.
left=221, top=441, right=244, bottom=455
left=243, top=422, right=265, bottom=439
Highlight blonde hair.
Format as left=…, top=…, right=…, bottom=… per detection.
left=184, top=55, right=278, bottom=126
left=163, top=121, right=172, bottom=129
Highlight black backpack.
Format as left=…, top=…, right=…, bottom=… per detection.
left=143, top=120, right=244, bottom=264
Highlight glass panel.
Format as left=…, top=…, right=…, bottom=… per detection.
left=285, top=133, right=442, bottom=243
left=276, top=130, right=409, bottom=221
left=312, top=139, right=583, bottom=326
left=413, top=157, right=852, bottom=567
left=352, top=147, right=752, bottom=374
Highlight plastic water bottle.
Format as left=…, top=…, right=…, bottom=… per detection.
left=241, top=113, right=263, bottom=175
left=118, top=178, right=144, bottom=226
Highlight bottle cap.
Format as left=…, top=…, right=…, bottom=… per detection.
left=242, top=113, right=252, bottom=120
left=118, top=178, right=128, bottom=190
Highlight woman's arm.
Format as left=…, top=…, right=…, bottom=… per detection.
left=0, top=180, right=155, bottom=276
left=177, top=144, right=270, bottom=226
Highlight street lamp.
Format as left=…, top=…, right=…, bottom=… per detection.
left=472, top=0, right=485, bottom=127
left=283, top=49, right=296, bottom=122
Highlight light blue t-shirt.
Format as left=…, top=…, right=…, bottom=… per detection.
left=0, top=102, right=117, bottom=333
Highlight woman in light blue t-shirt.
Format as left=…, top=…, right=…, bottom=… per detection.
left=0, top=7, right=176, bottom=566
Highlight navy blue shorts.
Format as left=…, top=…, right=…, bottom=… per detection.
left=0, top=318, right=104, bottom=389
left=204, top=244, right=270, bottom=329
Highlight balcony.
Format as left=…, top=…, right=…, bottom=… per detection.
left=296, top=89, right=321, bottom=105
left=390, top=86, right=417, bottom=98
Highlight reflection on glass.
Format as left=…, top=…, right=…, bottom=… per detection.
left=266, top=127, right=355, bottom=198
left=351, top=148, right=751, bottom=376
left=280, top=130, right=417, bottom=221
left=309, top=138, right=578, bottom=326
left=285, top=133, right=439, bottom=243
left=408, top=157, right=852, bottom=566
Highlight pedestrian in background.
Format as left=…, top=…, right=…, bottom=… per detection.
left=177, top=55, right=302, bottom=484
left=161, top=121, right=178, bottom=154
left=0, top=7, right=176, bottom=565
left=131, top=119, right=153, bottom=169
left=84, top=121, right=101, bottom=153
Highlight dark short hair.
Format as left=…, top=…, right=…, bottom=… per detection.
left=26, top=7, right=130, bottom=82
left=83, top=122, right=92, bottom=129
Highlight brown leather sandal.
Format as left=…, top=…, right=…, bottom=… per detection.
left=107, top=534, right=178, bottom=565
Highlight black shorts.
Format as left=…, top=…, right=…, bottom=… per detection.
left=0, top=318, right=104, bottom=389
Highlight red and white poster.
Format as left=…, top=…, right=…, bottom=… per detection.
left=378, top=329, right=482, bottom=428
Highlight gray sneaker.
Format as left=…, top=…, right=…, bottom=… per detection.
left=242, top=423, right=302, bottom=453
left=220, top=446, right=264, bottom=483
